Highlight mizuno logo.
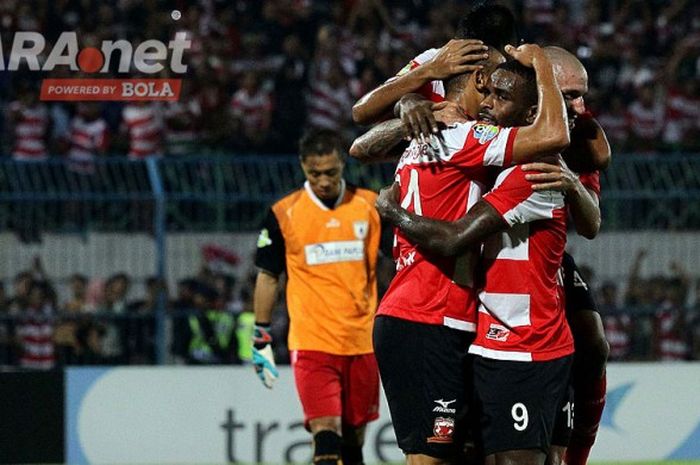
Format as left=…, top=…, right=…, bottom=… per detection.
left=435, top=399, right=456, bottom=409
left=433, top=399, right=457, bottom=413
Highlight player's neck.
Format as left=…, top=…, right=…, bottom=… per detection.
left=444, top=92, right=477, bottom=120
left=320, top=195, right=339, bottom=209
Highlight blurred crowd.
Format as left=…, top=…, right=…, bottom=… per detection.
left=0, top=256, right=260, bottom=369
left=1, top=247, right=700, bottom=370
left=1, top=0, right=699, bottom=160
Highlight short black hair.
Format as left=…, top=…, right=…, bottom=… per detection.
left=299, top=129, right=346, bottom=162
left=444, top=45, right=502, bottom=95
left=456, top=3, right=519, bottom=51
left=496, top=60, right=537, bottom=106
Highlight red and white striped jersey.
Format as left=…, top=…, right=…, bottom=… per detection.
left=10, top=101, right=48, bottom=161
left=231, top=88, right=273, bottom=133
left=306, top=80, right=353, bottom=131
left=603, top=313, right=632, bottom=360
left=67, top=116, right=109, bottom=173
left=469, top=165, right=574, bottom=361
left=664, top=88, right=700, bottom=145
left=397, top=48, right=445, bottom=103
left=655, top=306, right=689, bottom=361
left=596, top=110, right=629, bottom=147
left=378, top=121, right=518, bottom=331
left=627, top=100, right=664, bottom=142
left=16, top=310, right=55, bottom=370
left=122, top=104, right=163, bottom=159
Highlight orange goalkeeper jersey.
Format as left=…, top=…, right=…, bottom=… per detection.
left=255, top=180, right=380, bottom=355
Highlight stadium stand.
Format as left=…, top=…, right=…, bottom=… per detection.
left=0, top=0, right=699, bottom=367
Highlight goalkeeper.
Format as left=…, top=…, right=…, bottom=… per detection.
left=252, top=129, right=382, bottom=465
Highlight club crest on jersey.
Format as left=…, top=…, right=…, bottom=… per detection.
left=472, top=123, right=499, bottom=144
left=353, top=220, right=369, bottom=239
left=485, top=323, right=510, bottom=342
left=427, top=417, right=455, bottom=443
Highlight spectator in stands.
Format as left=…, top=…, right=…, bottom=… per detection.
left=171, top=278, right=198, bottom=363
left=600, top=282, right=632, bottom=361
left=306, top=58, right=354, bottom=137
left=0, top=1, right=698, bottom=153
left=235, top=303, right=255, bottom=364
left=99, top=273, right=131, bottom=363
left=663, top=37, right=700, bottom=152
left=652, top=263, right=691, bottom=361
left=125, top=276, right=163, bottom=364
left=55, top=274, right=90, bottom=364
left=64, top=274, right=89, bottom=314
left=0, top=281, right=13, bottom=366
left=121, top=102, right=164, bottom=159
left=271, top=34, right=310, bottom=153
left=7, top=81, right=49, bottom=162
left=231, top=71, right=274, bottom=151
left=15, top=281, right=56, bottom=370
left=186, top=282, right=237, bottom=365
left=690, top=279, right=700, bottom=360
left=65, top=103, right=109, bottom=174
left=7, top=271, right=33, bottom=315
left=164, top=86, right=202, bottom=156
left=596, top=95, right=629, bottom=152
left=626, top=82, right=665, bottom=153
left=624, top=250, right=655, bottom=359
left=72, top=320, right=108, bottom=365
left=6, top=82, right=50, bottom=241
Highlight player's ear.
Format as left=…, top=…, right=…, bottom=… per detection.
left=525, top=105, right=537, bottom=125
left=474, top=70, right=487, bottom=93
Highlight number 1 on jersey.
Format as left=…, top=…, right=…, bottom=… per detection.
left=400, top=169, right=422, bottom=215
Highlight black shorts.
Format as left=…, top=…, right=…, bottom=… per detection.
left=551, top=384, right=574, bottom=447
left=472, top=355, right=573, bottom=456
left=373, top=315, right=474, bottom=459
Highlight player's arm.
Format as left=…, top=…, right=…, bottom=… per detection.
left=507, top=44, right=570, bottom=163
left=521, top=159, right=601, bottom=239
left=351, top=39, right=487, bottom=125
left=375, top=184, right=508, bottom=256
left=253, top=271, right=279, bottom=327
left=565, top=116, right=611, bottom=170
left=349, top=118, right=410, bottom=163
left=251, top=209, right=285, bottom=388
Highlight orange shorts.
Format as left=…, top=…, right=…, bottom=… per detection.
left=291, top=350, right=380, bottom=428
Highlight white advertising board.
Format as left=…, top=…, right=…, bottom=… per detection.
left=66, top=363, right=700, bottom=464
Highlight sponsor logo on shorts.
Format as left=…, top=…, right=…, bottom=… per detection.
left=485, top=323, right=510, bottom=342
left=432, top=398, right=457, bottom=414
left=427, top=416, right=455, bottom=444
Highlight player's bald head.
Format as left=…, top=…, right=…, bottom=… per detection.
left=544, top=46, right=588, bottom=127
left=544, top=46, right=587, bottom=87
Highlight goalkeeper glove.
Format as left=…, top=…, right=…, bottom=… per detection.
left=252, top=323, right=279, bottom=389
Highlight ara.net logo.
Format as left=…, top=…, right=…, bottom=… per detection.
left=0, top=31, right=190, bottom=101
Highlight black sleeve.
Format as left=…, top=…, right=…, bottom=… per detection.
left=562, top=252, right=598, bottom=314
left=254, top=208, right=286, bottom=276
left=379, top=219, right=395, bottom=258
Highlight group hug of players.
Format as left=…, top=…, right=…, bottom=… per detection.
left=251, top=5, right=610, bottom=465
